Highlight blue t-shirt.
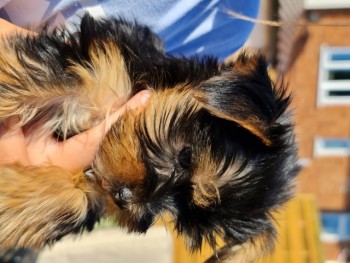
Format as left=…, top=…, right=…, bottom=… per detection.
left=0, top=0, right=259, bottom=60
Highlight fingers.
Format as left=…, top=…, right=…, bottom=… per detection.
left=3, top=90, right=152, bottom=172
left=0, top=21, right=152, bottom=172
left=0, top=18, right=32, bottom=37
left=105, top=90, right=152, bottom=131
left=28, top=90, right=152, bottom=172
left=50, top=128, right=105, bottom=172
left=24, top=118, right=107, bottom=172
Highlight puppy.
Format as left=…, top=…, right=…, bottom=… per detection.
left=0, top=14, right=299, bottom=262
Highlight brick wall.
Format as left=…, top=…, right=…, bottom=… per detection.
left=285, top=9, right=350, bottom=261
left=286, top=9, right=350, bottom=209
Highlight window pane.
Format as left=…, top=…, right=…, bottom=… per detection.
left=323, top=139, right=350, bottom=149
left=346, top=216, right=350, bottom=236
left=318, top=47, right=350, bottom=106
left=321, top=213, right=339, bottom=234
left=328, top=90, right=350, bottom=97
left=331, top=53, right=350, bottom=61
left=328, top=70, right=350, bottom=80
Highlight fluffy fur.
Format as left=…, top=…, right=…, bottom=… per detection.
left=0, top=14, right=299, bottom=262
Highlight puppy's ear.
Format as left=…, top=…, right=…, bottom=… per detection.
left=195, top=53, right=290, bottom=146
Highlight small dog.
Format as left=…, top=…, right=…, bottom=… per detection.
left=0, top=14, right=299, bottom=262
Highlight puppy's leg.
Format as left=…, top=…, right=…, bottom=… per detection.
left=0, top=43, right=97, bottom=138
left=205, top=233, right=274, bottom=263
left=0, top=165, right=104, bottom=249
left=0, top=36, right=131, bottom=139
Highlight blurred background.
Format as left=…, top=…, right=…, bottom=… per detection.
left=244, top=0, right=350, bottom=262
left=1, top=0, right=350, bottom=262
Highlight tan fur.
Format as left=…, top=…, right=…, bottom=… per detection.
left=0, top=30, right=292, bottom=263
left=205, top=232, right=274, bottom=263
left=0, top=39, right=131, bottom=138
left=192, top=156, right=253, bottom=208
left=0, top=36, right=134, bottom=248
left=94, top=112, right=146, bottom=188
left=192, top=152, right=221, bottom=208
left=70, top=41, right=131, bottom=114
left=195, top=94, right=272, bottom=146
left=95, top=87, right=202, bottom=189
left=0, top=165, right=94, bottom=248
left=0, top=37, right=132, bottom=248
left=139, top=87, right=201, bottom=159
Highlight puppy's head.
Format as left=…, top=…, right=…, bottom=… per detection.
left=93, top=53, right=299, bottom=258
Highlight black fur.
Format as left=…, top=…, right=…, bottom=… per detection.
left=0, top=14, right=299, bottom=262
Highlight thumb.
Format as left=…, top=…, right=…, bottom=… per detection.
left=46, top=90, right=152, bottom=172
left=105, top=90, right=152, bottom=132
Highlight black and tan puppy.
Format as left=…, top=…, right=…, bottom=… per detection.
left=0, top=14, right=299, bottom=262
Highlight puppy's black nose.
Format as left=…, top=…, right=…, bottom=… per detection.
left=114, top=187, right=133, bottom=209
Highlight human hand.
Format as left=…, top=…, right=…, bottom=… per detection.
left=0, top=18, right=31, bottom=37
left=0, top=19, right=151, bottom=172
left=0, top=91, right=151, bottom=172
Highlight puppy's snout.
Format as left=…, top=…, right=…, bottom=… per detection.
left=114, top=187, right=133, bottom=209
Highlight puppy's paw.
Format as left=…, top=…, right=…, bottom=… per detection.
left=0, top=165, right=97, bottom=249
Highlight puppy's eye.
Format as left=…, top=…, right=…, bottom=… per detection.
left=178, top=147, right=192, bottom=169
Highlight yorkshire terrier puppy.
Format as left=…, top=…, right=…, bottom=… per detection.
left=0, top=14, right=299, bottom=262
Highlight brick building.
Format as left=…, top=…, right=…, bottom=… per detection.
left=274, top=1, right=350, bottom=261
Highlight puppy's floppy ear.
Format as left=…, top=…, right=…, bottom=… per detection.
left=195, top=52, right=290, bottom=146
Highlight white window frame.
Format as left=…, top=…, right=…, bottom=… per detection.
left=314, top=137, right=350, bottom=157
left=304, top=0, right=350, bottom=10
left=318, top=46, right=350, bottom=106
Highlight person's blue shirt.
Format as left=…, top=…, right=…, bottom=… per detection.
left=0, top=0, right=259, bottom=60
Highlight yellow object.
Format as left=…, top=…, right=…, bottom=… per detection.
left=170, top=195, right=323, bottom=263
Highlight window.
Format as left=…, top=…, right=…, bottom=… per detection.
left=304, top=0, right=350, bottom=10
left=318, top=47, right=350, bottom=106
left=314, top=138, right=350, bottom=157
left=321, top=212, right=350, bottom=242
